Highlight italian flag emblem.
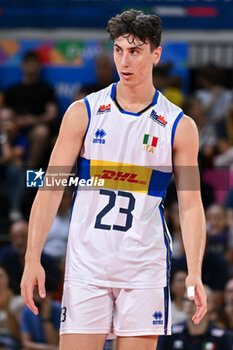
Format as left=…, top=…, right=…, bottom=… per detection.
left=143, top=134, right=158, bottom=147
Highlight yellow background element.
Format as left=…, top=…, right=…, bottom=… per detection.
left=90, top=159, right=152, bottom=193
left=0, top=40, right=19, bottom=56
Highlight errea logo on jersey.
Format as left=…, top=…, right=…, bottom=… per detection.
left=93, top=129, right=106, bottom=144
left=97, top=104, right=111, bottom=114
left=150, top=110, right=167, bottom=127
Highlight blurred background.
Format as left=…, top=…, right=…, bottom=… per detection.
left=0, top=1, right=233, bottom=350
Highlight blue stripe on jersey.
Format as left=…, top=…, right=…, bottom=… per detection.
left=148, top=170, right=172, bottom=198
left=69, top=183, right=78, bottom=223
left=69, top=157, right=90, bottom=222
left=77, top=157, right=90, bottom=180
left=171, top=111, right=183, bottom=148
left=69, top=161, right=79, bottom=223
left=163, top=286, right=169, bottom=335
left=110, top=82, right=117, bottom=100
left=152, top=89, right=159, bottom=106
left=83, top=97, right=91, bottom=139
left=159, top=204, right=172, bottom=286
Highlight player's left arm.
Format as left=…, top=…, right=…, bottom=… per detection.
left=173, top=114, right=207, bottom=325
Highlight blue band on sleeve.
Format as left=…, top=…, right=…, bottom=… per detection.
left=84, top=97, right=91, bottom=139
left=171, top=111, right=183, bottom=148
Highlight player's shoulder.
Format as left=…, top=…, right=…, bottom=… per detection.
left=67, top=99, right=86, bottom=113
left=175, top=113, right=198, bottom=135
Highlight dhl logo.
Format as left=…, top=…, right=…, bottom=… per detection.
left=97, top=104, right=111, bottom=114
left=94, top=170, right=147, bottom=185
left=90, top=160, right=153, bottom=192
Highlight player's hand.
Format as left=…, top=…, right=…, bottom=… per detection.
left=20, top=262, right=46, bottom=315
left=185, top=275, right=207, bottom=325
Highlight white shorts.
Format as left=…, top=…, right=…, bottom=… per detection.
left=60, top=281, right=171, bottom=338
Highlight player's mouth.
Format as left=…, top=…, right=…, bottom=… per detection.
left=121, top=72, right=133, bottom=79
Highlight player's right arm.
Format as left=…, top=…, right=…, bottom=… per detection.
left=21, top=100, right=89, bottom=315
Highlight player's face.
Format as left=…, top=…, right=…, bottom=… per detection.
left=113, top=35, right=162, bottom=87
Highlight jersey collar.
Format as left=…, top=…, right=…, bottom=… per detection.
left=110, top=82, right=159, bottom=117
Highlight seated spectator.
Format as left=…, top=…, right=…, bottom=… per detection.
left=214, top=98, right=233, bottom=167
left=43, top=190, right=72, bottom=262
left=172, top=249, right=228, bottom=306
left=81, top=53, right=116, bottom=94
left=157, top=286, right=232, bottom=350
left=170, top=270, right=187, bottom=324
left=164, top=75, right=185, bottom=108
left=0, top=220, right=60, bottom=295
left=216, top=97, right=233, bottom=147
left=206, top=204, right=229, bottom=255
left=226, top=188, right=233, bottom=210
left=0, top=266, right=24, bottom=350
left=211, top=278, right=233, bottom=331
left=182, top=95, right=217, bottom=168
left=0, top=90, right=4, bottom=108
left=5, top=51, right=59, bottom=169
left=153, top=64, right=184, bottom=107
left=225, top=206, right=233, bottom=277
left=195, top=64, right=232, bottom=125
left=21, top=284, right=60, bottom=350
left=0, top=107, right=28, bottom=221
left=223, top=278, right=233, bottom=331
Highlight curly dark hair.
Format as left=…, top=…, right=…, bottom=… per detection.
left=106, top=9, right=162, bottom=51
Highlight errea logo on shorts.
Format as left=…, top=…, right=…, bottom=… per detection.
left=152, top=311, right=163, bottom=325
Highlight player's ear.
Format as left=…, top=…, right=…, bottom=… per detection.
left=153, top=46, right=162, bottom=66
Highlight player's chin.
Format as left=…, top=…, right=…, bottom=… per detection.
left=120, top=77, right=138, bottom=87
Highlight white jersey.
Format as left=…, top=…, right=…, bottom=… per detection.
left=65, top=83, right=183, bottom=289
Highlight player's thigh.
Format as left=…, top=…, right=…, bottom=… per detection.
left=117, top=335, right=158, bottom=350
left=60, top=333, right=107, bottom=350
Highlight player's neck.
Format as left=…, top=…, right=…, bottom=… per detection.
left=116, top=80, right=155, bottom=109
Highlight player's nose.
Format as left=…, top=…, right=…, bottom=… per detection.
left=121, top=52, right=130, bottom=68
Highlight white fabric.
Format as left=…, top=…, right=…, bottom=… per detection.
left=60, top=280, right=171, bottom=337
left=65, top=83, right=182, bottom=289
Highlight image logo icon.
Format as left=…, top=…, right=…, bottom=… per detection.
left=26, top=168, right=45, bottom=188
